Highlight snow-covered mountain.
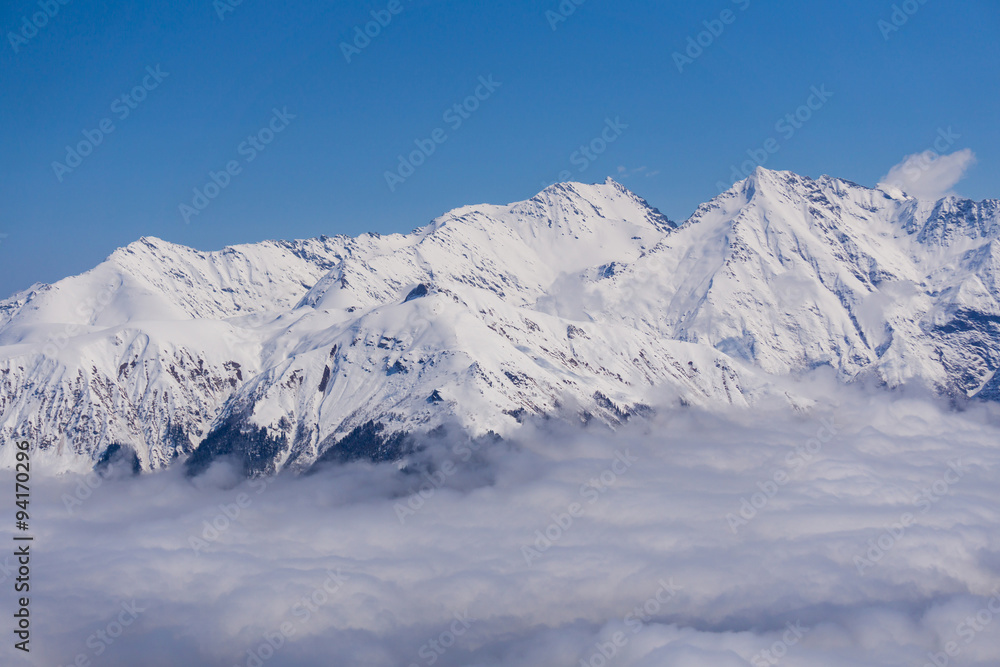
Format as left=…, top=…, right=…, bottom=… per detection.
left=3, top=169, right=999, bottom=473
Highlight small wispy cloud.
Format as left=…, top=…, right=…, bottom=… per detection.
left=616, top=165, right=659, bottom=179
left=879, top=148, right=976, bottom=200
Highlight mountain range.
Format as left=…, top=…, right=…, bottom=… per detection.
left=3, top=167, right=999, bottom=473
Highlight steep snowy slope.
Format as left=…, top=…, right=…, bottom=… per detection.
left=182, top=181, right=758, bottom=474
left=1, top=169, right=998, bottom=473
left=0, top=236, right=355, bottom=333
left=0, top=237, right=357, bottom=470
left=542, top=168, right=1000, bottom=395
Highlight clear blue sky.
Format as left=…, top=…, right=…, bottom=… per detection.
left=1, top=0, right=997, bottom=299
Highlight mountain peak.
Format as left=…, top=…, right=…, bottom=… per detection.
left=527, top=178, right=675, bottom=233
left=301, top=177, right=676, bottom=313
left=535, top=176, right=626, bottom=202
left=742, top=166, right=819, bottom=193
left=6, top=168, right=1000, bottom=473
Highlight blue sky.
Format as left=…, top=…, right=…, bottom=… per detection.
left=1, top=0, right=997, bottom=299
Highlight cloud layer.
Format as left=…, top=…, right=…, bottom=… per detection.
left=880, top=148, right=977, bottom=200
left=4, top=378, right=1000, bottom=667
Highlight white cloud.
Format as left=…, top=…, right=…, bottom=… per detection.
left=880, top=148, right=976, bottom=200
left=617, top=166, right=655, bottom=179
left=4, top=379, right=1000, bottom=666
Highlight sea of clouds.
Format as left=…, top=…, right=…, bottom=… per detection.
left=2, top=375, right=1000, bottom=667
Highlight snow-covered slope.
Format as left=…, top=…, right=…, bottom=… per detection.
left=553, top=171, right=1000, bottom=395
left=2, top=170, right=998, bottom=473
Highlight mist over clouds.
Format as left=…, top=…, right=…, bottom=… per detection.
left=4, top=378, right=1000, bottom=667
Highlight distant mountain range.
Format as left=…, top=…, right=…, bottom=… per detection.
left=3, top=168, right=999, bottom=473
